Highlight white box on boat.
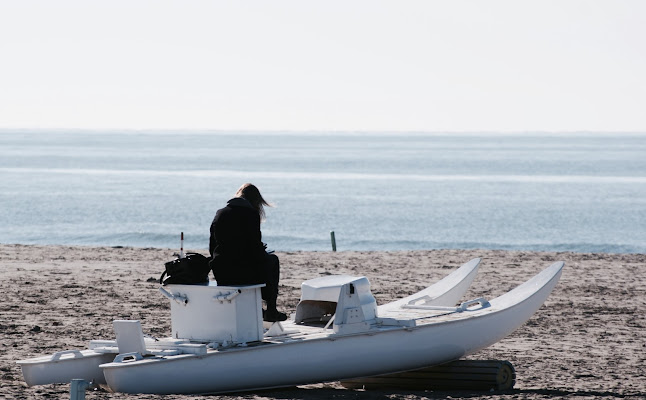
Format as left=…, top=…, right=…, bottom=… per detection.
left=164, top=282, right=264, bottom=344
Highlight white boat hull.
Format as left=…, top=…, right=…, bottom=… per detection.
left=102, top=261, right=563, bottom=394
left=17, top=258, right=480, bottom=389
left=18, top=350, right=115, bottom=386
left=378, top=257, right=480, bottom=312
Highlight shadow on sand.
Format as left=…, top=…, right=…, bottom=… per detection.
left=208, top=386, right=646, bottom=399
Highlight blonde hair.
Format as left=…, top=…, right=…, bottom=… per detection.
left=235, top=183, right=272, bottom=221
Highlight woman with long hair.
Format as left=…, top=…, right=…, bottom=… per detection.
left=209, top=183, right=287, bottom=322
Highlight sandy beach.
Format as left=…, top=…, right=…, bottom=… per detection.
left=1, top=244, right=644, bottom=399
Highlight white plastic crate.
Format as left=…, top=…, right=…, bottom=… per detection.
left=163, top=282, right=264, bottom=344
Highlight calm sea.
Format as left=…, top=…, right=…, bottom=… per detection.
left=1, top=130, right=644, bottom=254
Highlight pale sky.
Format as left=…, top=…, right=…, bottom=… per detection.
left=1, top=1, right=645, bottom=132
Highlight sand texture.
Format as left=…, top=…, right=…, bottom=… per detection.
left=1, top=244, right=644, bottom=399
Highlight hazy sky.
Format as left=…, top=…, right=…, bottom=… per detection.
left=1, top=1, right=644, bottom=132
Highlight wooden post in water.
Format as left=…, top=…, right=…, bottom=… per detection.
left=179, top=232, right=185, bottom=258
left=330, top=231, right=337, bottom=252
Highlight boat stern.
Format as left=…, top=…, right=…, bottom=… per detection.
left=17, top=349, right=115, bottom=386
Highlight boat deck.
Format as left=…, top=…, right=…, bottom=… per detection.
left=258, top=306, right=485, bottom=345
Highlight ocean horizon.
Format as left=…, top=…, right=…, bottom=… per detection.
left=1, top=130, right=644, bottom=254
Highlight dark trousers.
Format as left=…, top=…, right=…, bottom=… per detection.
left=261, top=253, right=280, bottom=311
left=211, top=252, right=280, bottom=311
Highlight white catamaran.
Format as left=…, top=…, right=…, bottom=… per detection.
left=18, top=258, right=564, bottom=394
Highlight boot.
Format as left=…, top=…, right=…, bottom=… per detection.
left=264, top=297, right=287, bottom=322
left=264, top=309, right=288, bottom=322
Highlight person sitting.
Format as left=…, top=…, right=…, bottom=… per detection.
left=209, top=183, right=287, bottom=322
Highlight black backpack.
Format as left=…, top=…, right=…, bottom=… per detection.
left=159, top=253, right=211, bottom=285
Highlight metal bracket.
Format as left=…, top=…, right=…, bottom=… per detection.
left=159, top=287, right=188, bottom=305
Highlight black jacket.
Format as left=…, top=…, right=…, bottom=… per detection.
left=209, top=198, right=267, bottom=284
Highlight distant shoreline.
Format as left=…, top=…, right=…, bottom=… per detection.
left=2, top=242, right=645, bottom=256
left=3, top=128, right=646, bottom=135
